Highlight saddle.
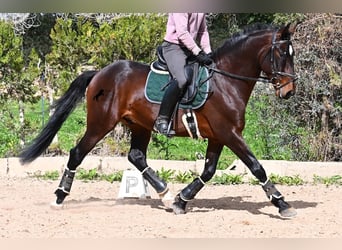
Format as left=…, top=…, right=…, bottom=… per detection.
left=151, top=46, right=168, bottom=72
left=151, top=46, right=203, bottom=105
left=147, top=46, right=212, bottom=139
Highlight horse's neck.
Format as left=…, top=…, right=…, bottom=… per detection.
left=224, top=34, right=270, bottom=76
left=214, top=44, right=265, bottom=104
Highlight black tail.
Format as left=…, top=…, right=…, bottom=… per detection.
left=19, top=70, right=98, bottom=164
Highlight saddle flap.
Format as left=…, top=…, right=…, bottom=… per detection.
left=181, top=63, right=200, bottom=105
left=145, top=64, right=210, bottom=110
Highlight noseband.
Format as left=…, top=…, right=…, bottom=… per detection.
left=269, top=31, right=298, bottom=90
left=206, top=28, right=298, bottom=90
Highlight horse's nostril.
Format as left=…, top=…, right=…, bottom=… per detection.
left=283, top=90, right=295, bottom=99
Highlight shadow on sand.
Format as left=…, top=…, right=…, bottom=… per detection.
left=60, top=195, right=317, bottom=219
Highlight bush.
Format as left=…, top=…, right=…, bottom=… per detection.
left=292, top=13, right=341, bottom=161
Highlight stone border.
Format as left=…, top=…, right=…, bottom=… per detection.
left=1, top=156, right=341, bottom=182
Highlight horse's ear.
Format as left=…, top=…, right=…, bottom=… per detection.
left=280, top=22, right=298, bottom=40
left=286, top=22, right=298, bottom=34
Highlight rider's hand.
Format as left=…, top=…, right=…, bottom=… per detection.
left=196, top=51, right=213, bottom=66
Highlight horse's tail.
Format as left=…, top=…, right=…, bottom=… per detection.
left=19, top=70, right=98, bottom=164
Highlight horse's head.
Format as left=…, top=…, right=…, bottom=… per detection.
left=260, top=23, right=298, bottom=99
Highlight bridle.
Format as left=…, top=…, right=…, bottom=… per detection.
left=268, top=30, right=298, bottom=90
left=204, top=29, right=298, bottom=90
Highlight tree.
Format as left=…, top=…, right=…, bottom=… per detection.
left=0, top=20, right=40, bottom=150
left=292, top=13, right=341, bottom=161
left=0, top=21, right=40, bottom=104
left=208, top=13, right=341, bottom=161
left=207, top=13, right=305, bottom=49
left=22, top=13, right=56, bottom=62
left=46, top=14, right=166, bottom=95
left=110, top=14, right=166, bottom=62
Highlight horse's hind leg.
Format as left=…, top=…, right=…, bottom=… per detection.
left=127, top=127, right=173, bottom=208
left=172, top=140, right=223, bottom=214
left=53, top=127, right=112, bottom=207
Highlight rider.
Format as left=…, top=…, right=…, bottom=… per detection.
left=153, top=13, right=213, bottom=135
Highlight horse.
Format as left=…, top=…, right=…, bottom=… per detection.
left=20, top=23, right=298, bottom=217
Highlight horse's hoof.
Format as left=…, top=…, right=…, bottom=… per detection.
left=159, top=190, right=174, bottom=209
left=50, top=201, right=64, bottom=210
left=280, top=207, right=297, bottom=218
left=172, top=202, right=186, bottom=215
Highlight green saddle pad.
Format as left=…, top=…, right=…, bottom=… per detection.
left=145, top=66, right=210, bottom=109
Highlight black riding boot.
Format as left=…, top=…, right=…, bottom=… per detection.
left=153, top=80, right=183, bottom=136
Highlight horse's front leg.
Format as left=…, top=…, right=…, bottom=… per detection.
left=128, top=129, right=174, bottom=208
left=229, top=135, right=297, bottom=218
left=172, top=140, right=223, bottom=214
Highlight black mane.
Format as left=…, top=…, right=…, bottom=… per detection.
left=213, top=23, right=278, bottom=58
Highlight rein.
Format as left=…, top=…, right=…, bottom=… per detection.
left=205, top=64, right=297, bottom=90
left=205, top=66, right=272, bottom=84
left=203, top=29, right=298, bottom=90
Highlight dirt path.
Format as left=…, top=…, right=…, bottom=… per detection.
left=0, top=176, right=341, bottom=238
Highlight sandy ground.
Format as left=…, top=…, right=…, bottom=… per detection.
left=0, top=176, right=341, bottom=238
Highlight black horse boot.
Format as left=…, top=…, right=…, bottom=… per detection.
left=153, top=80, right=183, bottom=136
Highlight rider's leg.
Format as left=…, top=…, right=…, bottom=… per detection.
left=153, top=42, right=188, bottom=136
left=153, top=80, right=183, bottom=135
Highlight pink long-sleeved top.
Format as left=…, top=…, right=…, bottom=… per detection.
left=163, top=13, right=212, bottom=56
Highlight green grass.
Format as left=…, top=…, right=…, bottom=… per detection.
left=0, top=100, right=87, bottom=156
left=313, top=175, right=342, bottom=186
left=174, top=170, right=197, bottom=184
left=29, top=168, right=342, bottom=187
left=31, top=170, right=60, bottom=181
left=0, top=96, right=324, bottom=167
left=155, top=167, right=176, bottom=183
left=211, top=173, right=245, bottom=185
left=1, top=100, right=238, bottom=166
left=148, top=134, right=237, bottom=169
left=269, top=174, right=305, bottom=186
left=76, top=168, right=123, bottom=183
left=249, top=174, right=305, bottom=186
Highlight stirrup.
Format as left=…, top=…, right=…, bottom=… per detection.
left=153, top=118, right=175, bottom=137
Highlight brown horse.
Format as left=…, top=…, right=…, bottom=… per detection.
left=20, top=23, right=298, bottom=217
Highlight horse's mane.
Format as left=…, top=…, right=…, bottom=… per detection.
left=213, top=23, right=279, bottom=58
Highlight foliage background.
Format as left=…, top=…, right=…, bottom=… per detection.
left=0, top=13, right=340, bottom=164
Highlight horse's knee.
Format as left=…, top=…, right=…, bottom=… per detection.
left=128, top=148, right=167, bottom=194
left=128, top=148, right=141, bottom=163
left=128, top=148, right=148, bottom=172
left=200, top=161, right=216, bottom=182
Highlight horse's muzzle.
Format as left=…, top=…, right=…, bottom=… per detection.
left=282, top=89, right=295, bottom=99
left=278, top=88, right=295, bottom=99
